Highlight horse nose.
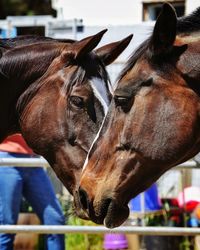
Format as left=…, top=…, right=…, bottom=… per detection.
left=78, top=187, right=89, bottom=211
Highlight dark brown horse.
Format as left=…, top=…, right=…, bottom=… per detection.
left=75, top=4, right=200, bottom=228
left=0, top=31, right=132, bottom=195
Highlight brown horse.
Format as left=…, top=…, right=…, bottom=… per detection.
left=0, top=31, right=132, bottom=195
left=75, top=3, right=200, bottom=228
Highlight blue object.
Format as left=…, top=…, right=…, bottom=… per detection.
left=0, top=151, right=65, bottom=250
left=188, top=217, right=199, bottom=227
left=1, top=27, right=17, bottom=38
left=129, top=184, right=161, bottom=212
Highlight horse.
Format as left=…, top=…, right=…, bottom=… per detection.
left=75, top=3, right=200, bottom=228
left=0, top=31, right=132, bottom=196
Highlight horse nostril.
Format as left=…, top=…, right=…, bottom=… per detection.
left=79, top=188, right=89, bottom=210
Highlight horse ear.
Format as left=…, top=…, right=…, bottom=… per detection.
left=73, top=29, right=107, bottom=60
left=95, top=34, right=133, bottom=66
left=150, top=3, right=177, bottom=55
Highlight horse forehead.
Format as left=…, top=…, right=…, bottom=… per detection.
left=121, top=59, right=153, bottom=84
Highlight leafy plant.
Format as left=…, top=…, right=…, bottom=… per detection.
left=66, top=215, right=103, bottom=250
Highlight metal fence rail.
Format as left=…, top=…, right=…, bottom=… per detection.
left=0, top=225, right=200, bottom=236
left=0, top=157, right=49, bottom=167
left=0, top=158, right=199, bottom=169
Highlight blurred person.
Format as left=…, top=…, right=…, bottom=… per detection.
left=0, top=133, right=65, bottom=250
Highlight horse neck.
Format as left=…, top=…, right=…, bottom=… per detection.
left=0, top=44, right=64, bottom=140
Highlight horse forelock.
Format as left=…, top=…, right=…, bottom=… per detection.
left=62, top=54, right=111, bottom=100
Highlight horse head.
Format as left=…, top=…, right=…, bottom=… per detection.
left=76, top=4, right=200, bottom=228
left=16, top=31, right=132, bottom=195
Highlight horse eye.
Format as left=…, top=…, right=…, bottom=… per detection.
left=141, top=78, right=153, bottom=87
left=70, top=96, right=84, bottom=108
left=114, top=96, right=130, bottom=107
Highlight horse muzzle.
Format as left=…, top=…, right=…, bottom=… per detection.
left=74, top=187, right=130, bottom=228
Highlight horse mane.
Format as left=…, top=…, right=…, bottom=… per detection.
left=0, top=42, right=66, bottom=82
left=0, top=35, right=76, bottom=80
left=118, top=7, right=200, bottom=81
left=177, top=7, right=200, bottom=33
left=0, top=35, right=75, bottom=49
left=0, top=35, right=75, bottom=63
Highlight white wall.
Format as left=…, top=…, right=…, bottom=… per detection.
left=52, top=0, right=200, bottom=25
left=186, top=0, right=200, bottom=14
left=52, top=0, right=143, bottom=25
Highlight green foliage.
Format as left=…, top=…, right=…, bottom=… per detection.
left=179, top=237, right=194, bottom=250
left=144, top=213, right=165, bottom=226
left=0, top=0, right=55, bottom=19
left=66, top=215, right=103, bottom=250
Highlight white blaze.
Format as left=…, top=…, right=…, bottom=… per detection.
left=90, top=77, right=110, bottom=114
left=82, top=77, right=110, bottom=171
